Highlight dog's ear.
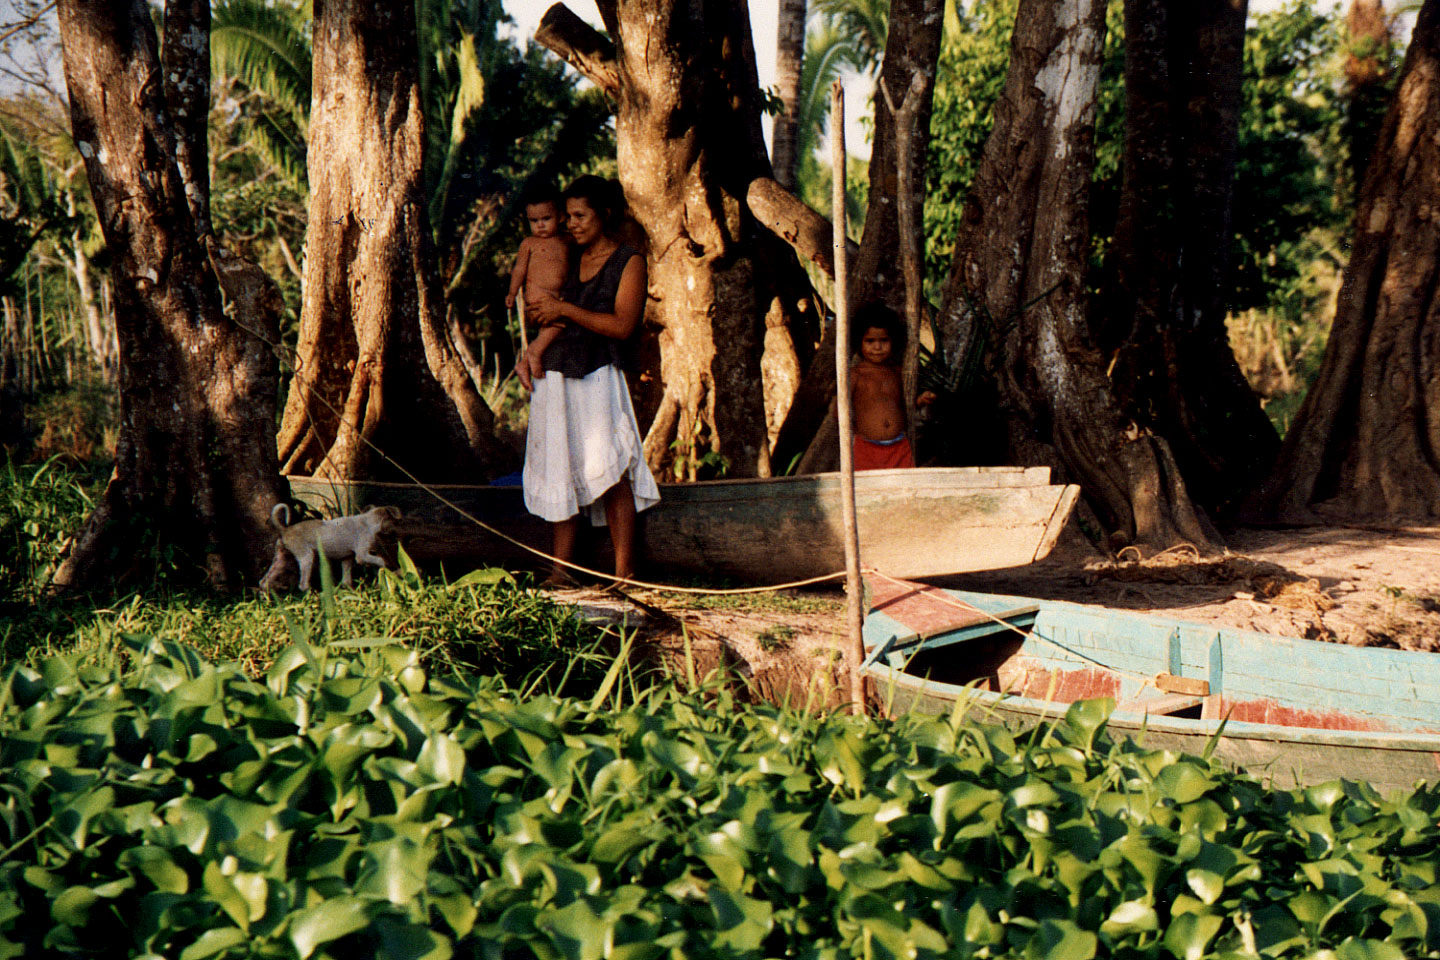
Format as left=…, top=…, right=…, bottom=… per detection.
left=382, top=506, right=402, bottom=521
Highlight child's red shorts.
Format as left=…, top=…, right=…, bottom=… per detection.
left=853, top=434, right=914, bottom=470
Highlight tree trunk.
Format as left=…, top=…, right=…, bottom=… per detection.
left=772, top=0, right=808, bottom=193
left=55, top=0, right=286, bottom=590
left=769, top=0, right=945, bottom=474
left=538, top=1, right=816, bottom=479
left=276, top=0, right=509, bottom=483
left=161, top=0, right=211, bottom=237
left=936, top=0, right=1220, bottom=554
left=1245, top=0, right=1440, bottom=523
left=1096, top=0, right=1276, bottom=514
left=1344, top=0, right=1394, bottom=189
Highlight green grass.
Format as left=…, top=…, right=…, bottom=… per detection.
left=0, top=456, right=620, bottom=696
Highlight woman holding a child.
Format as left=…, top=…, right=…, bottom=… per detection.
left=522, top=176, right=660, bottom=586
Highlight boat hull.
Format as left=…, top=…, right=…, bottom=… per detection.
left=288, top=467, right=1080, bottom=584
left=863, top=582, right=1440, bottom=794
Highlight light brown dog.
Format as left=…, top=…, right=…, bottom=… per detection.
left=259, top=503, right=403, bottom=592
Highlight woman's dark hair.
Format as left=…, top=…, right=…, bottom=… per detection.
left=562, top=175, right=626, bottom=229
left=850, top=302, right=906, bottom=359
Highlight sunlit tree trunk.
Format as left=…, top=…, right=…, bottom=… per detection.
left=772, top=0, right=808, bottom=193
left=538, top=0, right=815, bottom=479
left=1246, top=0, right=1440, bottom=522
left=936, top=0, right=1220, bottom=553
left=276, top=0, right=508, bottom=482
left=55, top=0, right=286, bottom=590
left=1096, top=0, right=1276, bottom=514
left=770, top=0, right=945, bottom=473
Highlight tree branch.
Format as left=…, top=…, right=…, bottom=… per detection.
left=746, top=177, right=856, bottom=281
left=535, top=4, right=619, bottom=97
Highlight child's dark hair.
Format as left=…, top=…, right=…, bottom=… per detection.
left=850, top=302, right=905, bottom=361
left=562, top=175, right=626, bottom=229
left=521, top=182, right=562, bottom=213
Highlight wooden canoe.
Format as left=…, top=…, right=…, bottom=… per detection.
left=287, top=467, right=1080, bottom=584
left=862, top=576, right=1440, bottom=794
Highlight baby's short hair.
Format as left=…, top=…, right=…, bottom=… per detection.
left=521, top=183, right=562, bottom=213
left=850, top=302, right=906, bottom=357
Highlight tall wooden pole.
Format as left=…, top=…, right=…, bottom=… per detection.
left=831, top=82, right=866, bottom=716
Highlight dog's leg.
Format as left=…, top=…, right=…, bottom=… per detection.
left=353, top=533, right=389, bottom=569
left=297, top=551, right=315, bottom=592
left=341, top=557, right=355, bottom=588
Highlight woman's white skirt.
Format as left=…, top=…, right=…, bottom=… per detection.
left=523, top=365, right=661, bottom=525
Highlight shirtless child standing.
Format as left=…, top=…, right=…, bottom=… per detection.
left=507, top=190, right=571, bottom=390
left=850, top=303, right=934, bottom=470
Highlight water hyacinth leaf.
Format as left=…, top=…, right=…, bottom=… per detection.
left=1186, top=868, right=1225, bottom=906
left=1335, top=938, right=1407, bottom=960
left=416, top=732, right=466, bottom=785
left=1062, top=698, right=1114, bottom=754
left=118, top=846, right=190, bottom=894
left=49, top=886, right=99, bottom=927
left=1026, top=919, right=1096, bottom=960
left=590, top=826, right=652, bottom=866
left=177, top=926, right=247, bottom=960
left=1162, top=912, right=1223, bottom=960
left=203, top=861, right=255, bottom=931
left=288, top=895, right=374, bottom=959
left=374, top=918, right=454, bottom=960
left=539, top=899, right=609, bottom=960
left=356, top=840, right=430, bottom=905
left=709, top=888, right=773, bottom=951
left=55, top=785, right=115, bottom=849
left=1100, top=900, right=1158, bottom=937
left=1154, top=763, right=1215, bottom=804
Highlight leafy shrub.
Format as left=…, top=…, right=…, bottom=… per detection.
left=0, top=456, right=100, bottom=604
left=1, top=638, right=1437, bottom=959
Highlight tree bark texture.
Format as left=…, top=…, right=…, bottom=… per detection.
left=1097, top=0, right=1276, bottom=514
left=55, top=0, right=286, bottom=590
left=770, top=0, right=944, bottom=475
left=161, top=0, right=211, bottom=237
left=936, top=0, right=1219, bottom=553
left=771, top=0, right=807, bottom=193
left=538, top=1, right=816, bottom=479
left=276, top=0, right=508, bottom=482
left=1246, top=0, right=1440, bottom=522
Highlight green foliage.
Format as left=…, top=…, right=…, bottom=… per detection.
left=0, top=457, right=100, bottom=605
left=2, top=640, right=1440, bottom=958
left=0, top=116, right=73, bottom=297
left=210, top=0, right=313, bottom=193
left=923, top=0, right=1358, bottom=320
left=1230, top=1, right=1351, bottom=315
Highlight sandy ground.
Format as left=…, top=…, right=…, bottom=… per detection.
left=545, top=523, right=1440, bottom=705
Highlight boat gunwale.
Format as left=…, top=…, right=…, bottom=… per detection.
left=864, top=662, right=1440, bottom=751
left=285, top=465, right=1058, bottom=495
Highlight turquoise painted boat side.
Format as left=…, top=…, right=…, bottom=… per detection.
left=867, top=664, right=1440, bottom=794
left=863, top=585, right=1440, bottom=793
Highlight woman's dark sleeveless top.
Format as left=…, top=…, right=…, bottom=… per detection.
left=542, top=243, right=640, bottom=379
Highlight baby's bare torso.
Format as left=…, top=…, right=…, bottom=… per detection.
left=523, top=236, right=570, bottom=300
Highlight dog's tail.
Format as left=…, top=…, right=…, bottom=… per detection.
left=270, top=503, right=291, bottom=531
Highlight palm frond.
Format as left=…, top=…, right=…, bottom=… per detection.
left=210, top=0, right=312, bottom=132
